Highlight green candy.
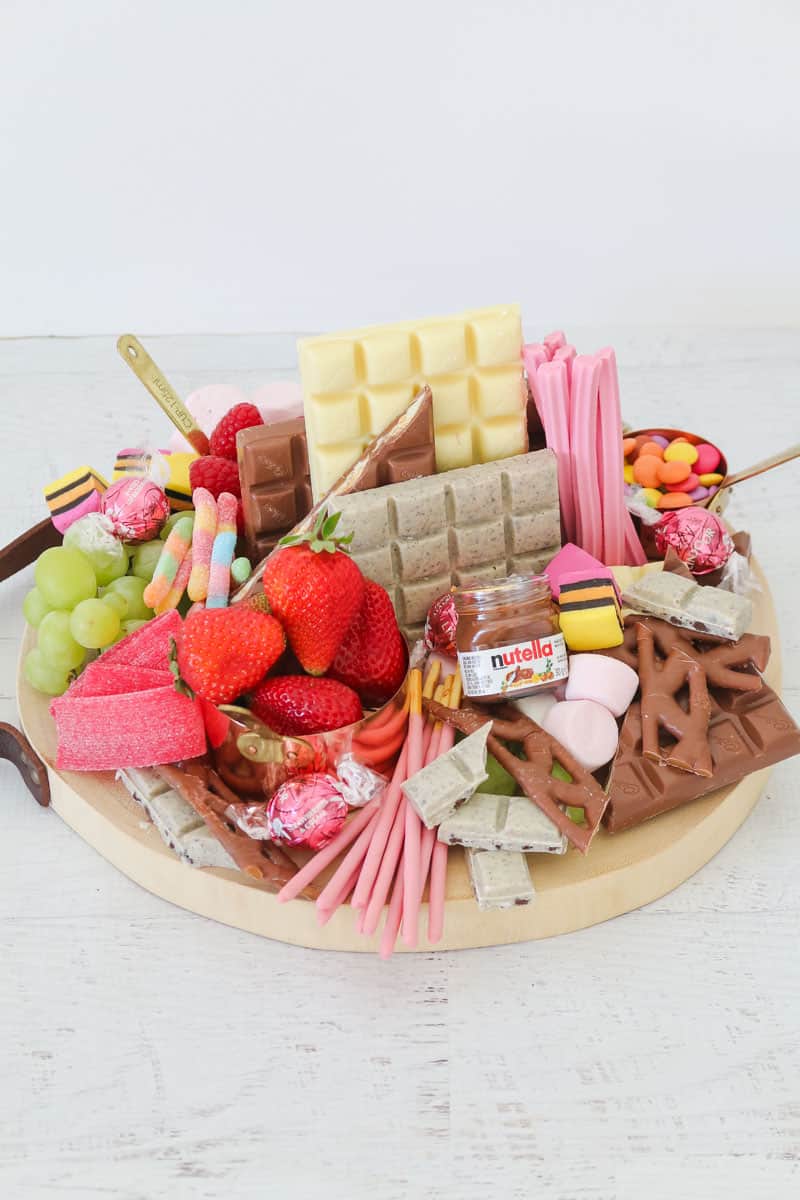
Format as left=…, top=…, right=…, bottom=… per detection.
left=231, top=556, right=252, bottom=584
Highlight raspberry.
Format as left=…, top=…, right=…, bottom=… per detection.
left=209, top=403, right=263, bottom=460
left=189, top=455, right=241, bottom=499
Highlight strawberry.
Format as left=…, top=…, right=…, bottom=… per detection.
left=209, top=402, right=263, bottom=460
left=250, top=675, right=362, bottom=736
left=174, top=606, right=285, bottom=704
left=262, top=509, right=364, bottom=675
left=329, top=579, right=408, bottom=706
left=189, top=455, right=241, bottom=499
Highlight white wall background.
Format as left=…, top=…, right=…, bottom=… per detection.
left=1, top=0, right=798, bottom=338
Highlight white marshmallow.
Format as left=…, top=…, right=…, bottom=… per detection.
left=542, top=699, right=619, bottom=773
left=564, top=654, right=639, bottom=718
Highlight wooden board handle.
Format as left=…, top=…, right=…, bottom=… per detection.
left=116, top=334, right=210, bottom=456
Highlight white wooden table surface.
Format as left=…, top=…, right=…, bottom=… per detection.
left=1, top=330, right=798, bottom=1199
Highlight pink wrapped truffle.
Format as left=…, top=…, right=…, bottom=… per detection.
left=654, top=507, right=734, bottom=576
left=102, top=477, right=170, bottom=544
left=266, top=773, right=348, bottom=850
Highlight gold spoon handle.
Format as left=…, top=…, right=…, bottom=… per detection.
left=116, top=334, right=210, bottom=456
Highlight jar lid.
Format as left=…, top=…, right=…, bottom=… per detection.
left=453, top=573, right=552, bottom=610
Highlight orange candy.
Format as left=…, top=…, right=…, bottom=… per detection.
left=657, top=459, right=691, bottom=485
left=656, top=492, right=692, bottom=510
left=632, top=435, right=651, bottom=456
left=632, top=454, right=662, bottom=488
left=638, top=441, right=665, bottom=460
left=622, top=437, right=637, bottom=458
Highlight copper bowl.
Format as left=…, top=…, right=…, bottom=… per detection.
left=211, top=665, right=410, bottom=799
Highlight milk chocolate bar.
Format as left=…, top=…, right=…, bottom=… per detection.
left=237, top=418, right=313, bottom=561
left=401, top=723, right=491, bottom=828
left=236, top=387, right=436, bottom=574
left=298, top=304, right=528, bottom=497
left=438, top=793, right=567, bottom=854
left=333, top=449, right=561, bottom=641
left=622, top=570, right=752, bottom=641
left=605, top=683, right=800, bottom=831
left=466, top=848, right=535, bottom=910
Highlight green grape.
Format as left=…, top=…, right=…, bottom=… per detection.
left=551, top=762, right=572, bottom=783
left=35, top=546, right=97, bottom=610
left=120, top=619, right=149, bottom=636
left=22, top=588, right=53, bottom=628
left=24, top=647, right=71, bottom=696
left=70, top=598, right=121, bottom=649
left=475, top=753, right=517, bottom=796
left=130, top=540, right=164, bottom=581
left=106, top=575, right=153, bottom=621
left=64, top=514, right=129, bottom=586
left=160, top=511, right=194, bottom=540
left=38, top=611, right=86, bottom=670
left=100, top=590, right=128, bottom=617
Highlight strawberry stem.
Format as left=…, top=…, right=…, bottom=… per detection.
left=279, top=507, right=354, bottom=555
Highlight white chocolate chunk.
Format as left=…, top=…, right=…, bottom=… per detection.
left=402, top=724, right=491, bottom=829
left=467, top=848, right=536, bottom=910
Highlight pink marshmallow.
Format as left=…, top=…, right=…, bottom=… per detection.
left=542, top=699, right=619, bottom=772
left=564, top=654, right=639, bottom=718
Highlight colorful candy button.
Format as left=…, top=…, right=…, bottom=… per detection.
left=638, top=441, right=665, bottom=460
left=698, top=472, right=724, bottom=486
left=694, top=443, right=721, bottom=474
left=633, top=455, right=664, bottom=488
left=656, top=492, right=692, bottom=510
left=657, top=459, right=691, bottom=485
left=664, top=472, right=699, bottom=493
left=640, top=487, right=662, bottom=507
left=624, top=463, right=635, bottom=483
left=663, top=441, right=698, bottom=465
left=622, top=437, right=637, bottom=457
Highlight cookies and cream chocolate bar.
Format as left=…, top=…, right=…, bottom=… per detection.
left=298, top=304, right=528, bottom=497
left=401, top=723, right=491, bottom=829
left=333, top=448, right=561, bottom=641
left=622, top=570, right=752, bottom=641
left=437, top=793, right=567, bottom=854
left=466, top=848, right=536, bottom=910
left=117, top=766, right=236, bottom=870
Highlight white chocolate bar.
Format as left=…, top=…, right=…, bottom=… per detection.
left=298, top=305, right=528, bottom=497
left=333, top=449, right=561, bottom=640
left=401, top=724, right=491, bottom=829
left=467, top=848, right=536, bottom=910
left=622, top=571, right=752, bottom=641
left=117, top=767, right=236, bottom=870
left=438, top=793, right=567, bottom=854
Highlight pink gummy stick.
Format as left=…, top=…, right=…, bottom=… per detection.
left=543, top=330, right=566, bottom=357
left=315, top=808, right=380, bottom=914
left=401, top=711, right=426, bottom=946
left=277, top=799, right=381, bottom=903
left=569, top=355, right=605, bottom=560
left=351, top=744, right=409, bottom=909
left=535, top=360, right=576, bottom=544
left=553, top=344, right=577, bottom=387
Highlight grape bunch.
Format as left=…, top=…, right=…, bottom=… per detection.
left=21, top=512, right=178, bottom=696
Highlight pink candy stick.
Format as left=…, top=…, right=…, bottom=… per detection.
left=428, top=841, right=448, bottom=944
left=535, top=359, right=576, bottom=544
left=379, top=855, right=405, bottom=959
left=315, top=808, right=380, bottom=915
left=277, top=799, right=381, bottom=903
left=351, top=744, right=409, bottom=909
left=402, top=710, right=426, bottom=946
left=553, top=344, right=577, bottom=388
left=569, top=355, right=605, bottom=560
left=543, top=330, right=566, bottom=358
left=316, top=864, right=361, bottom=925
left=362, top=795, right=407, bottom=936
left=595, top=347, right=646, bottom=566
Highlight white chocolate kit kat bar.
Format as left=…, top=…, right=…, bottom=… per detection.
left=117, top=767, right=235, bottom=870
left=438, top=793, right=567, bottom=855
left=332, top=449, right=561, bottom=641
left=298, top=304, right=528, bottom=498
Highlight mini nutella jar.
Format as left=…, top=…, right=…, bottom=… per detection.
left=453, top=574, right=568, bottom=703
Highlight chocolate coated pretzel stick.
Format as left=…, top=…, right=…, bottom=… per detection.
left=0, top=723, right=50, bottom=807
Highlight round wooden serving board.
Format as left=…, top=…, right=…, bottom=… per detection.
left=17, top=559, right=781, bottom=953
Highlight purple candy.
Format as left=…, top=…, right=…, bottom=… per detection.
left=707, top=485, right=718, bottom=496
left=650, top=434, right=670, bottom=448
left=689, top=485, right=709, bottom=500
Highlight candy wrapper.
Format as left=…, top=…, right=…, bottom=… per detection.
left=226, top=773, right=348, bottom=850
left=654, top=507, right=734, bottom=576
left=102, top=476, right=170, bottom=543
left=424, top=591, right=458, bottom=657
left=335, top=756, right=386, bottom=807
left=624, top=484, right=665, bottom=526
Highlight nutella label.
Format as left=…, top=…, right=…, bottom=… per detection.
left=457, top=633, right=568, bottom=699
